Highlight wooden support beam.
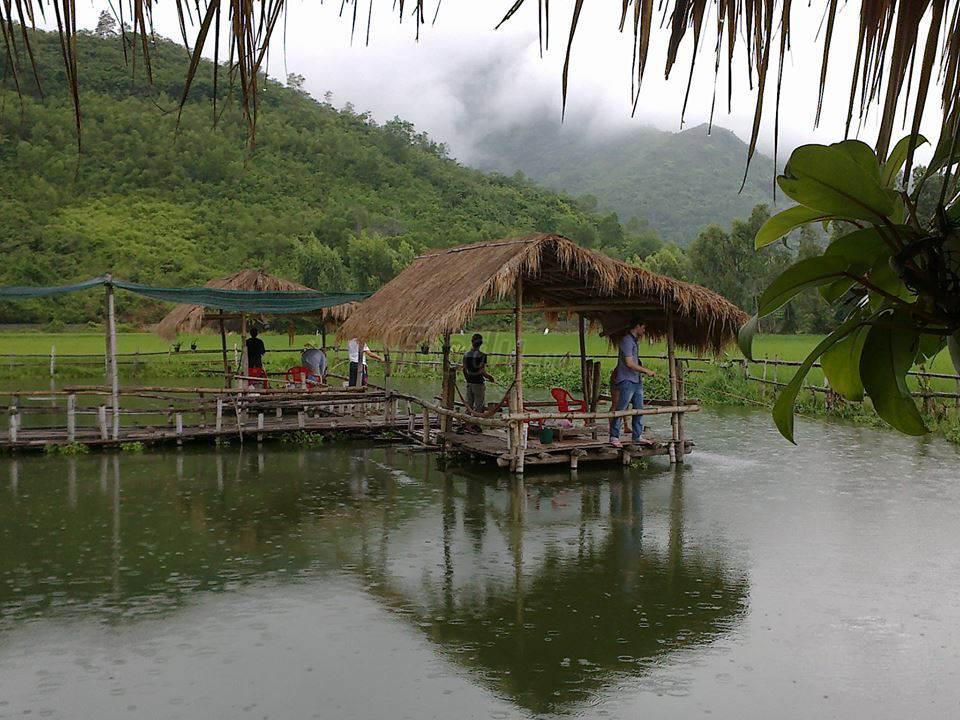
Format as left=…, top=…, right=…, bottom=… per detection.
left=219, top=310, right=232, bottom=388
left=474, top=302, right=662, bottom=316
left=104, top=276, right=120, bottom=439
left=578, top=315, right=588, bottom=400
left=514, top=277, right=525, bottom=474
left=176, top=413, right=184, bottom=446
left=98, top=405, right=108, bottom=440
left=66, top=393, right=76, bottom=442
left=215, top=398, right=223, bottom=432
left=666, top=308, right=681, bottom=464
left=440, top=333, right=451, bottom=434
left=422, top=408, right=430, bottom=444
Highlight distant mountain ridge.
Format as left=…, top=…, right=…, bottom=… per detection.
left=473, top=120, right=779, bottom=245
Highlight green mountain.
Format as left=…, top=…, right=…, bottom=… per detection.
left=0, top=28, right=650, bottom=324
left=473, top=119, right=779, bottom=245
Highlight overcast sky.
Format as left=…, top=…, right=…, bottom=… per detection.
left=61, top=1, right=942, bottom=164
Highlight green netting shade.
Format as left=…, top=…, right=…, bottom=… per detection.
left=0, top=277, right=369, bottom=313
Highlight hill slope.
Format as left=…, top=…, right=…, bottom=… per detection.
left=0, top=28, right=646, bottom=324
left=473, top=119, right=779, bottom=245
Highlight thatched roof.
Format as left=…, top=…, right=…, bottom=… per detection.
left=153, top=269, right=357, bottom=340
left=338, top=234, right=747, bottom=354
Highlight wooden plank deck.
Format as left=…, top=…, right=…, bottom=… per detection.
left=0, top=410, right=432, bottom=450
left=441, top=426, right=693, bottom=469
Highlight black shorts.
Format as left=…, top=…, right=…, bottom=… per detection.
left=349, top=361, right=368, bottom=387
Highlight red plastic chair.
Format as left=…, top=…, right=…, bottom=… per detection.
left=248, top=367, right=270, bottom=389
left=551, top=387, right=587, bottom=413
left=285, top=365, right=320, bottom=388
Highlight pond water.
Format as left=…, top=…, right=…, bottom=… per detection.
left=2, top=407, right=960, bottom=719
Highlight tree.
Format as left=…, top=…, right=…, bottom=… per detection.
left=94, top=10, right=116, bottom=38
left=286, top=73, right=306, bottom=93
left=634, top=244, right=691, bottom=282
left=295, top=239, right=354, bottom=292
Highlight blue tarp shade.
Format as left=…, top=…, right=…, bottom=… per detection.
left=0, top=277, right=368, bottom=313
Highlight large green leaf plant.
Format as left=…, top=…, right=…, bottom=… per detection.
left=740, top=134, right=960, bottom=442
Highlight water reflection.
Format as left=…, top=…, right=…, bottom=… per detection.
left=0, top=446, right=747, bottom=714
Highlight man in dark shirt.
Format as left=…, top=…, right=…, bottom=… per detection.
left=246, top=327, right=267, bottom=369
left=462, top=333, right=494, bottom=413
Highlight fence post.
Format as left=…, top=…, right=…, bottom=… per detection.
left=8, top=401, right=18, bottom=444
left=176, top=413, right=184, bottom=446
left=257, top=413, right=264, bottom=443
left=98, top=405, right=108, bottom=440
left=422, top=408, right=430, bottom=444
left=66, top=393, right=76, bottom=443
left=215, top=397, right=224, bottom=432
left=50, top=346, right=56, bottom=377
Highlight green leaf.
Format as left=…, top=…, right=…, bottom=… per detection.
left=917, top=334, right=946, bottom=362
left=738, top=315, right=759, bottom=362
left=820, top=326, right=869, bottom=401
left=881, top=134, right=928, bottom=187
left=823, top=227, right=892, bottom=265
left=949, top=334, right=960, bottom=375
left=835, top=140, right=883, bottom=183
left=860, top=316, right=928, bottom=435
left=757, top=255, right=849, bottom=317
left=778, top=142, right=895, bottom=221
left=755, top=206, right=833, bottom=249
left=772, top=314, right=866, bottom=443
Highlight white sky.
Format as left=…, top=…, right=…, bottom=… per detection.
left=60, top=1, right=943, bottom=164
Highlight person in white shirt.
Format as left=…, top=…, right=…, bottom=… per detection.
left=348, top=338, right=383, bottom=387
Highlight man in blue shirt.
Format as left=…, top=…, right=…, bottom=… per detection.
left=610, top=320, right=656, bottom=447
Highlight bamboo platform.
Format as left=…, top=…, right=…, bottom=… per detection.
left=440, top=426, right=694, bottom=469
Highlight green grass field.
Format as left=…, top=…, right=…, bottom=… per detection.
left=0, top=330, right=956, bottom=391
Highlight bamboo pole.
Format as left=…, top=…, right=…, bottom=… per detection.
left=50, top=346, right=56, bottom=377
left=239, top=314, right=248, bottom=390
left=440, top=333, right=451, bottom=434
left=66, top=393, right=76, bottom=442
left=105, top=275, right=120, bottom=440
left=578, top=314, right=588, bottom=396
left=666, top=309, right=681, bottom=464
left=218, top=310, right=232, bottom=388
left=514, top=277, right=525, bottom=474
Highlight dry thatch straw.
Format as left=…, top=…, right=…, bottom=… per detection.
left=338, top=234, right=748, bottom=354
left=2, top=2, right=958, bottom=182
left=152, top=269, right=356, bottom=340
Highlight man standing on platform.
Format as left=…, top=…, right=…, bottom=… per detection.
left=348, top=338, right=383, bottom=387
left=610, top=320, right=656, bottom=448
left=462, top=333, right=494, bottom=415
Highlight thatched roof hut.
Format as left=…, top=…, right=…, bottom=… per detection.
left=153, top=269, right=357, bottom=340
left=339, top=234, right=746, bottom=354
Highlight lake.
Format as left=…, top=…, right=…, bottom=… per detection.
left=1, top=407, right=959, bottom=719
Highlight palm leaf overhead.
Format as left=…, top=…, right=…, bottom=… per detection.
left=1, top=0, right=959, bottom=181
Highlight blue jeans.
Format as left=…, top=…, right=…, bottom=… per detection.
left=611, top=380, right=643, bottom=441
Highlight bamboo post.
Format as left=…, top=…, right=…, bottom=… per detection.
left=677, top=360, right=686, bottom=459
left=513, top=278, right=525, bottom=473
left=591, top=360, right=602, bottom=414
left=384, top=349, right=395, bottom=422
left=321, top=326, right=327, bottom=351
left=239, top=314, right=249, bottom=390
left=219, top=309, right=232, bottom=388
left=666, top=309, right=681, bottom=464
left=215, top=397, right=224, bottom=432
left=440, top=333, right=451, bottom=434
left=176, top=413, right=184, bottom=446
left=8, top=402, right=18, bottom=444
left=104, top=275, right=121, bottom=439
left=257, top=413, right=264, bottom=443
left=66, top=393, right=76, bottom=442
left=422, top=408, right=430, bottom=444
left=98, top=405, right=108, bottom=440
left=50, top=345, right=56, bottom=377
left=578, top=314, right=588, bottom=396
left=298, top=410, right=305, bottom=428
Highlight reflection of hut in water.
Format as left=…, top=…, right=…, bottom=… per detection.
left=351, top=472, right=750, bottom=715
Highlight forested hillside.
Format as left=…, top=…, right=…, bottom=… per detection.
left=473, top=119, right=778, bottom=245
left=0, top=27, right=657, bottom=324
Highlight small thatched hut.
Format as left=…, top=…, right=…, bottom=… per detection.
left=340, top=234, right=746, bottom=472
left=339, top=234, right=746, bottom=353
left=153, top=269, right=357, bottom=340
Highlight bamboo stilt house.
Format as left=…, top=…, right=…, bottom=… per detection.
left=340, top=234, right=747, bottom=473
